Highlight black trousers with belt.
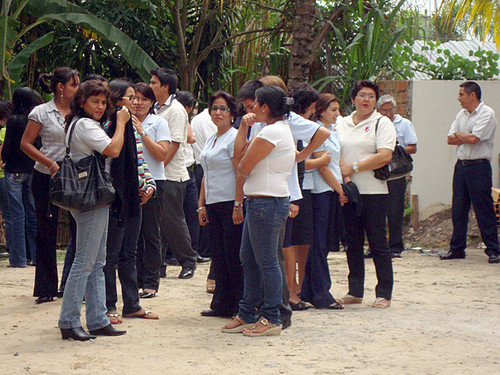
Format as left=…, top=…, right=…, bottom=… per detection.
left=450, top=159, right=499, bottom=256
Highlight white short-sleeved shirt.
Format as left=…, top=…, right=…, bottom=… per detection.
left=185, top=144, right=195, bottom=167
left=337, top=111, right=396, bottom=194
left=447, top=102, right=497, bottom=160
left=191, top=108, right=217, bottom=163
left=249, top=112, right=320, bottom=201
left=312, top=122, right=342, bottom=194
left=156, top=95, right=190, bottom=182
left=392, top=114, right=417, bottom=147
left=141, top=113, right=171, bottom=180
left=28, top=99, right=67, bottom=174
left=244, top=120, right=295, bottom=197
left=66, top=117, right=111, bottom=170
left=200, top=128, right=237, bottom=204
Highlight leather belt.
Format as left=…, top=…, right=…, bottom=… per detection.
left=458, top=159, right=488, bottom=166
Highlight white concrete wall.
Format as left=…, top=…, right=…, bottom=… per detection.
left=411, top=80, right=500, bottom=220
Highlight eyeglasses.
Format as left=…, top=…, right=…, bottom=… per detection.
left=357, top=93, right=376, bottom=100
left=211, top=106, right=231, bottom=113
left=122, top=96, right=136, bottom=101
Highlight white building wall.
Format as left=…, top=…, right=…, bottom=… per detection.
left=411, top=80, right=500, bottom=220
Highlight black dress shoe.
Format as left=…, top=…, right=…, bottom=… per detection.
left=35, top=296, right=54, bottom=304
left=166, top=257, right=180, bottom=266
left=139, top=291, right=156, bottom=299
left=196, top=255, right=210, bottom=263
left=440, top=251, right=466, bottom=260
left=364, top=250, right=373, bottom=258
left=60, top=327, right=96, bottom=341
left=89, top=324, right=126, bottom=336
left=179, top=267, right=195, bottom=279
left=200, top=309, right=233, bottom=317
left=488, top=254, right=500, bottom=263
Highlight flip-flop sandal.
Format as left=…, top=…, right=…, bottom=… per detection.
left=327, top=301, right=344, bottom=310
left=242, top=318, right=282, bottom=337
left=290, top=300, right=312, bottom=311
left=123, top=309, right=159, bottom=319
left=107, top=312, right=123, bottom=324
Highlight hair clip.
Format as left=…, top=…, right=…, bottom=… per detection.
left=283, top=97, right=294, bottom=105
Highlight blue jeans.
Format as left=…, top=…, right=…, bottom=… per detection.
left=58, top=206, right=110, bottom=330
left=0, top=177, right=13, bottom=253
left=5, top=172, right=37, bottom=266
left=238, top=197, right=289, bottom=325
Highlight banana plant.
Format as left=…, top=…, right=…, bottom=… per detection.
left=1, top=0, right=158, bottom=98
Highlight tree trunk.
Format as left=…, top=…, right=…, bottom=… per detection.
left=288, top=0, right=316, bottom=89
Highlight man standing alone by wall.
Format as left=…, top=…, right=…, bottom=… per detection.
left=443, top=81, right=500, bottom=264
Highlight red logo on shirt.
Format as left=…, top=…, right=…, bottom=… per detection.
left=364, top=126, right=370, bottom=133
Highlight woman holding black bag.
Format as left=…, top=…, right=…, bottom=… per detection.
left=56, top=79, right=129, bottom=341
left=337, top=80, right=396, bottom=309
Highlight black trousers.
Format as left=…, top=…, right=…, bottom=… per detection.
left=194, top=164, right=210, bottom=258
left=450, top=160, right=499, bottom=256
left=32, top=170, right=59, bottom=298
left=183, top=168, right=200, bottom=254
left=161, top=180, right=197, bottom=268
left=104, top=213, right=142, bottom=315
left=207, top=201, right=243, bottom=315
left=386, top=177, right=407, bottom=253
left=137, top=181, right=166, bottom=291
left=344, top=194, right=393, bottom=300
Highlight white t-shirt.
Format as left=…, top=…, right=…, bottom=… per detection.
left=337, top=111, right=396, bottom=194
left=141, top=113, right=171, bottom=180
left=191, top=108, right=217, bottom=163
left=156, top=95, right=190, bottom=182
left=244, top=120, right=295, bottom=197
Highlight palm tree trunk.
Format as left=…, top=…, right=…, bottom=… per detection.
left=288, top=0, right=316, bottom=89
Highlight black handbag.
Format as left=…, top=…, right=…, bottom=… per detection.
left=49, top=118, right=115, bottom=211
left=373, top=118, right=413, bottom=180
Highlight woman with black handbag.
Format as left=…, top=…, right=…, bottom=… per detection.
left=337, top=80, right=396, bottom=309
left=56, top=80, right=130, bottom=341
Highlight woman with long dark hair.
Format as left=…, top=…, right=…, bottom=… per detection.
left=57, top=79, right=129, bottom=341
left=103, top=79, right=158, bottom=323
left=21, top=67, right=80, bottom=304
left=2, top=88, right=42, bottom=267
left=222, top=86, right=295, bottom=337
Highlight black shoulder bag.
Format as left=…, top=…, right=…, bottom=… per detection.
left=49, top=118, right=115, bottom=211
left=373, top=118, right=413, bottom=181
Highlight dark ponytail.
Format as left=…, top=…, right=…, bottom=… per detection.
left=255, top=85, right=291, bottom=118
left=39, top=67, right=79, bottom=95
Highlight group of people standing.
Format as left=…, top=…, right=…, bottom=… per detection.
left=1, top=65, right=422, bottom=339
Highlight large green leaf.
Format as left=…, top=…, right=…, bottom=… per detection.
left=0, top=14, right=19, bottom=80
left=8, top=32, right=55, bottom=83
left=38, top=12, right=159, bottom=81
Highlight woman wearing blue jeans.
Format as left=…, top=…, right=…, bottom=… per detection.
left=57, top=80, right=130, bottom=341
left=222, top=85, right=295, bottom=337
left=2, top=88, right=42, bottom=267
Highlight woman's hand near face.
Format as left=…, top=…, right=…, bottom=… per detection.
left=116, top=106, right=131, bottom=126
left=241, top=113, right=257, bottom=128
left=131, top=115, right=143, bottom=133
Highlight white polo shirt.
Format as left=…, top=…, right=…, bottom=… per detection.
left=156, top=95, right=190, bottom=182
left=337, top=111, right=396, bottom=194
left=141, top=114, right=171, bottom=180
left=191, top=108, right=216, bottom=163
left=447, top=102, right=497, bottom=161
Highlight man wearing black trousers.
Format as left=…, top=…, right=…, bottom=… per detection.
left=443, top=81, right=500, bottom=264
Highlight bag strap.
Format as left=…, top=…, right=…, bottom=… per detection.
left=65, top=118, right=78, bottom=156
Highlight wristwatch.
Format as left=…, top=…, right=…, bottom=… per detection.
left=352, top=161, right=359, bottom=172
left=139, top=130, right=147, bottom=137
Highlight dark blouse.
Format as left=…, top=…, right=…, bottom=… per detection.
left=1, top=115, right=39, bottom=173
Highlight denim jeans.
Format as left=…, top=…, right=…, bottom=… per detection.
left=238, top=197, right=289, bottom=325
left=58, top=206, right=110, bottom=330
left=5, top=172, right=37, bottom=266
left=0, top=177, right=13, bottom=253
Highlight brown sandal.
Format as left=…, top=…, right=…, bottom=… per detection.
left=107, top=312, right=123, bottom=324
left=123, top=309, right=159, bottom=319
left=221, top=316, right=253, bottom=333
left=242, top=317, right=282, bottom=337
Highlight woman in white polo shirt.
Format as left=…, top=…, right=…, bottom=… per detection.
left=221, top=85, right=295, bottom=337
left=337, top=80, right=396, bottom=309
left=198, top=91, right=243, bottom=318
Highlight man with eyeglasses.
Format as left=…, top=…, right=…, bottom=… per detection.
left=150, top=68, right=198, bottom=279
left=372, top=94, right=417, bottom=259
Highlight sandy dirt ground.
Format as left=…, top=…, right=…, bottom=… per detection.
left=0, top=249, right=499, bottom=375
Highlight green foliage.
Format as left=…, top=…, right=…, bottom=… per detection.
left=390, top=40, right=500, bottom=80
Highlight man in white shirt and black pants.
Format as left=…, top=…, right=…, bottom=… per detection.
left=443, top=81, right=500, bottom=263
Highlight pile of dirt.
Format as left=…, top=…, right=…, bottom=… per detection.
left=404, top=208, right=483, bottom=249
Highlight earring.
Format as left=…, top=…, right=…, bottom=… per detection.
left=262, top=109, right=264, bottom=113
left=60, top=92, right=64, bottom=99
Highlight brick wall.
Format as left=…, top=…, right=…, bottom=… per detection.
left=378, top=80, right=413, bottom=120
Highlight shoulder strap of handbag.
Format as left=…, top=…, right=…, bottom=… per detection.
left=375, top=117, right=400, bottom=147
left=64, top=118, right=79, bottom=156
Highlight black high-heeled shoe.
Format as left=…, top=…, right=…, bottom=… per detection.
left=35, top=296, right=54, bottom=304
left=89, top=324, right=126, bottom=336
left=60, top=327, right=96, bottom=341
